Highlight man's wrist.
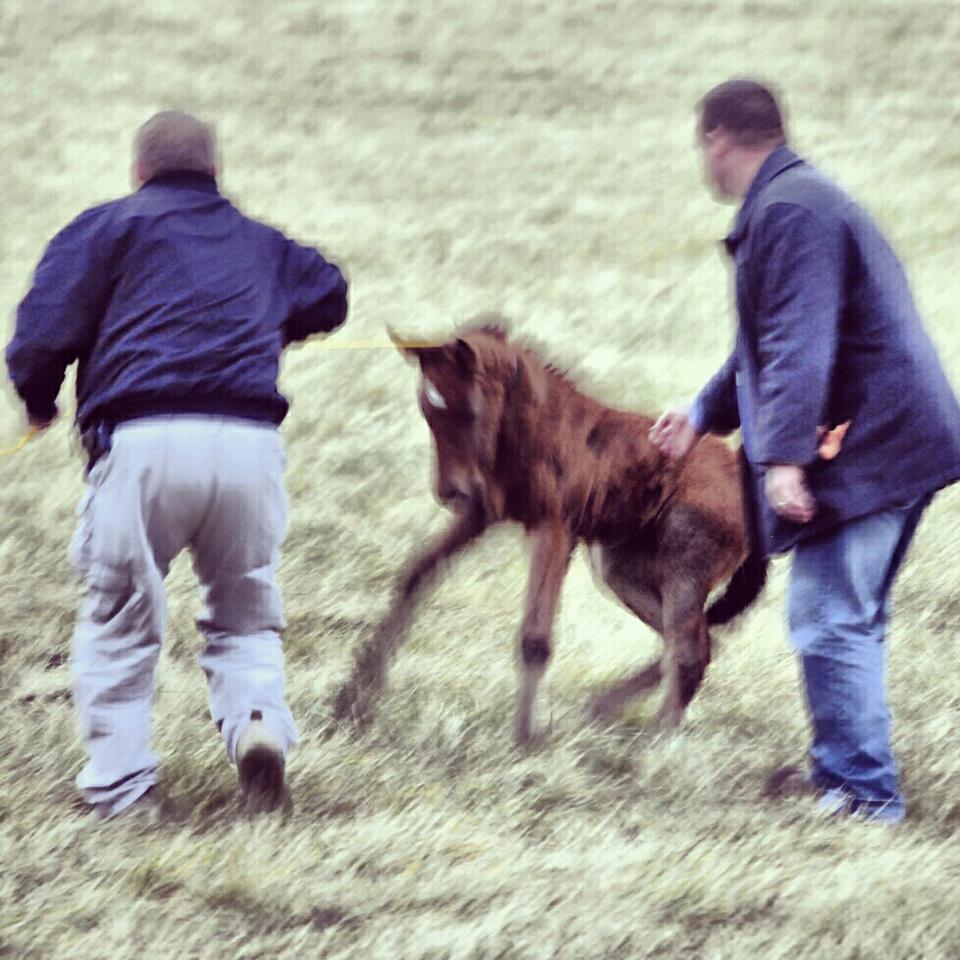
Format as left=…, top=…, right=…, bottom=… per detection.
left=27, top=401, right=58, bottom=426
left=687, top=401, right=707, bottom=435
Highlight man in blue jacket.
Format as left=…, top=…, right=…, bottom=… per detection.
left=6, top=111, right=348, bottom=817
left=650, top=80, right=960, bottom=823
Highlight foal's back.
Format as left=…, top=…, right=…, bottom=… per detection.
left=514, top=351, right=745, bottom=560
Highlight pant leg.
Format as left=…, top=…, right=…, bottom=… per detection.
left=189, top=421, right=298, bottom=763
left=69, top=425, right=196, bottom=816
left=787, top=495, right=931, bottom=819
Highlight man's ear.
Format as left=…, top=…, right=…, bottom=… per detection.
left=705, top=125, right=732, bottom=156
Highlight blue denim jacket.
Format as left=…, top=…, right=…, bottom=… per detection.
left=7, top=172, right=348, bottom=431
left=691, top=147, right=960, bottom=553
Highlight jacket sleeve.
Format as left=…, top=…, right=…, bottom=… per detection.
left=278, top=237, right=348, bottom=344
left=6, top=207, right=116, bottom=421
left=750, top=203, right=842, bottom=466
left=690, top=351, right=740, bottom=435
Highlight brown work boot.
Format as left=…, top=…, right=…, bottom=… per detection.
left=236, top=715, right=287, bottom=813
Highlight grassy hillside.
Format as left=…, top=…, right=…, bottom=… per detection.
left=2, top=1, right=959, bottom=957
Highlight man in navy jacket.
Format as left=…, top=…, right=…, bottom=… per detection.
left=6, top=111, right=348, bottom=817
left=651, top=80, right=960, bottom=823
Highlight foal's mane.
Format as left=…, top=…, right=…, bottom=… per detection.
left=458, top=320, right=580, bottom=397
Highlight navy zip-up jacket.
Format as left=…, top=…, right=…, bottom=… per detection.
left=6, top=171, right=348, bottom=432
left=691, top=147, right=960, bottom=554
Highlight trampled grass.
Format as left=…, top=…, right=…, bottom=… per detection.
left=2, top=1, right=959, bottom=958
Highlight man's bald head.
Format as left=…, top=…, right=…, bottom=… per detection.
left=133, top=111, right=217, bottom=184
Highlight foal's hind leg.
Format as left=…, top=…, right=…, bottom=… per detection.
left=655, top=578, right=712, bottom=731
left=586, top=544, right=666, bottom=719
left=587, top=660, right=664, bottom=720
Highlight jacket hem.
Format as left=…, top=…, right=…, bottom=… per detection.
left=81, top=396, right=286, bottom=433
left=768, top=467, right=960, bottom=555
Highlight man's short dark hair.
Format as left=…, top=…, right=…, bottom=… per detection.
left=134, top=111, right=217, bottom=180
left=699, top=79, right=786, bottom=147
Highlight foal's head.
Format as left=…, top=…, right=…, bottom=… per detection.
left=391, top=321, right=518, bottom=514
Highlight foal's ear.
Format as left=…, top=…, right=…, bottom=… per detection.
left=445, top=338, right=476, bottom=376
left=386, top=328, right=475, bottom=377
left=387, top=326, right=440, bottom=364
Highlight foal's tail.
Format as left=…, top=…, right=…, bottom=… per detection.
left=706, top=447, right=768, bottom=626
left=705, top=545, right=768, bottom=625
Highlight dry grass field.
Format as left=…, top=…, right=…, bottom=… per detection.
left=2, top=0, right=960, bottom=957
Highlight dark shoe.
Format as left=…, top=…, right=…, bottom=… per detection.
left=95, top=786, right=161, bottom=823
left=817, top=788, right=903, bottom=825
left=237, top=719, right=287, bottom=813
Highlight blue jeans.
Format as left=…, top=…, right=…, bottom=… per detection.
left=787, top=495, right=931, bottom=822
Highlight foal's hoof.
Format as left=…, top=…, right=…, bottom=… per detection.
left=330, top=684, right=376, bottom=732
left=649, top=709, right=683, bottom=736
left=764, top=764, right=816, bottom=798
left=585, top=694, right=618, bottom=724
left=514, top=724, right=536, bottom=747
left=514, top=717, right=550, bottom=748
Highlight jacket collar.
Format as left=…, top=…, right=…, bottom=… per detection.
left=724, top=146, right=804, bottom=253
left=139, top=170, right=220, bottom=194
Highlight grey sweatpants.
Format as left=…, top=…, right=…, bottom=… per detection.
left=69, top=416, right=298, bottom=815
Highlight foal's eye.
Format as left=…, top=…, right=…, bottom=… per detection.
left=423, top=379, right=448, bottom=410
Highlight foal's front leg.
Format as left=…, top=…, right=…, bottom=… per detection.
left=515, top=521, right=575, bottom=744
left=331, top=504, right=486, bottom=727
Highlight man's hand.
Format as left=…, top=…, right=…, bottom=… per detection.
left=27, top=406, right=59, bottom=432
left=649, top=405, right=702, bottom=461
left=816, top=420, right=850, bottom=461
left=765, top=464, right=816, bottom=524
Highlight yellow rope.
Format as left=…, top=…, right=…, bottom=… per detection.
left=303, top=339, right=433, bottom=351
left=306, top=339, right=395, bottom=350
left=0, top=424, right=39, bottom=458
